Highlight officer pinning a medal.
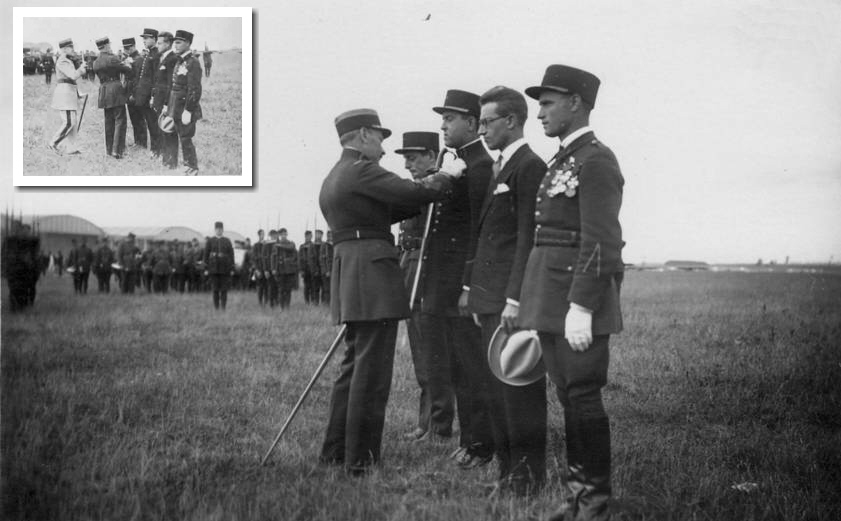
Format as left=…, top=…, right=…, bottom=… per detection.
left=93, top=36, right=132, bottom=159
left=318, top=108, right=466, bottom=476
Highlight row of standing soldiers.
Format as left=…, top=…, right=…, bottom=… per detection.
left=250, top=229, right=333, bottom=309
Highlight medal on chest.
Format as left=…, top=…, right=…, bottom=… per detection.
left=176, top=62, right=188, bottom=76
left=546, top=156, right=580, bottom=198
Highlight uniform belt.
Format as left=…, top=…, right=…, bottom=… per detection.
left=57, top=78, right=76, bottom=85
left=534, top=227, right=581, bottom=247
left=333, top=228, right=394, bottom=245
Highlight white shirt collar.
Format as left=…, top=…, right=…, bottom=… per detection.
left=459, top=137, right=483, bottom=151
left=498, top=137, right=527, bottom=170
left=561, top=126, right=593, bottom=149
left=161, top=49, right=173, bottom=59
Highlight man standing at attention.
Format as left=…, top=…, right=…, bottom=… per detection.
left=318, top=109, right=464, bottom=475
left=204, top=221, right=234, bottom=310
left=93, top=36, right=131, bottom=159
left=168, top=30, right=203, bottom=175
left=122, top=37, right=147, bottom=150
left=153, top=31, right=179, bottom=169
left=519, top=65, right=624, bottom=521
left=468, top=86, right=547, bottom=495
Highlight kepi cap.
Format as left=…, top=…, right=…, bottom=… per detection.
left=214, top=221, right=224, bottom=229
left=433, top=89, right=481, bottom=118
left=95, top=37, right=110, bottom=49
left=394, top=131, right=439, bottom=155
left=142, top=28, right=159, bottom=39
left=334, top=108, right=392, bottom=139
left=525, top=64, right=601, bottom=107
left=122, top=38, right=136, bottom=48
left=58, top=38, right=74, bottom=49
left=174, top=30, right=194, bottom=44
left=487, top=326, right=545, bottom=386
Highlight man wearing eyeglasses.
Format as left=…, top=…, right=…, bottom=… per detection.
left=467, top=86, right=547, bottom=496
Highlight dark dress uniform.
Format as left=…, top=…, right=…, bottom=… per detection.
left=318, top=111, right=454, bottom=473
left=153, top=48, right=179, bottom=168
left=42, top=54, right=54, bottom=85
left=272, top=237, right=298, bottom=309
left=167, top=40, right=203, bottom=172
left=124, top=45, right=148, bottom=148
left=319, top=236, right=333, bottom=305
left=134, top=36, right=160, bottom=154
left=252, top=241, right=268, bottom=305
left=298, top=238, right=314, bottom=303
left=308, top=239, right=324, bottom=303
left=95, top=243, right=115, bottom=293
left=93, top=39, right=132, bottom=158
left=467, top=140, right=548, bottom=493
left=76, top=243, right=94, bottom=294
left=204, top=235, right=234, bottom=309
left=117, top=238, right=140, bottom=293
left=171, top=244, right=187, bottom=293
left=152, top=246, right=172, bottom=293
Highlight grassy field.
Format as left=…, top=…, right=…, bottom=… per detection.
left=22, top=52, right=242, bottom=176
left=2, top=271, right=840, bottom=520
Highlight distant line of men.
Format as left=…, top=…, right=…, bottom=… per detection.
left=48, top=28, right=204, bottom=175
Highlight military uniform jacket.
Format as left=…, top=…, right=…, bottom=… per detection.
left=203, top=237, right=234, bottom=274
left=467, top=143, right=546, bottom=314
left=95, top=245, right=115, bottom=270
left=308, top=242, right=323, bottom=276
left=126, top=51, right=143, bottom=103
left=272, top=239, right=299, bottom=275
left=520, top=132, right=624, bottom=336
left=260, top=241, right=275, bottom=274
left=167, top=51, right=202, bottom=120
left=117, top=242, right=140, bottom=269
left=71, top=245, right=94, bottom=272
left=50, top=55, right=85, bottom=111
left=398, top=211, right=425, bottom=292
left=132, top=47, right=158, bottom=107
left=415, top=141, right=492, bottom=316
left=318, top=148, right=453, bottom=324
left=93, top=52, right=131, bottom=109
left=152, top=49, right=178, bottom=112
left=251, top=242, right=264, bottom=274
left=298, top=242, right=313, bottom=274
left=319, top=240, right=334, bottom=277
left=153, top=248, right=173, bottom=275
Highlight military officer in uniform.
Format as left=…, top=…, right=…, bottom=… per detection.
left=318, top=108, right=464, bottom=475
left=48, top=38, right=87, bottom=155
left=95, top=237, right=115, bottom=293
left=252, top=229, right=268, bottom=306
left=264, top=230, right=279, bottom=307
left=76, top=238, right=94, bottom=294
left=93, top=37, right=132, bottom=159
left=135, top=28, right=161, bottom=156
left=153, top=31, right=179, bottom=168
left=117, top=233, right=140, bottom=293
left=309, top=230, right=325, bottom=303
left=42, top=50, right=54, bottom=85
left=319, top=230, right=333, bottom=306
left=520, top=65, right=624, bottom=521
left=467, top=86, right=548, bottom=495
left=272, top=228, right=298, bottom=309
left=168, top=30, right=203, bottom=175
left=298, top=231, right=314, bottom=303
left=122, top=38, right=148, bottom=149
left=204, top=222, right=235, bottom=310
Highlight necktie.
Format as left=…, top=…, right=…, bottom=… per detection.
left=492, top=153, right=503, bottom=178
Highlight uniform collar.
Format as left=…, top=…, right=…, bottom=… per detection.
left=498, top=137, right=527, bottom=170
left=457, top=137, right=488, bottom=163
left=560, top=125, right=593, bottom=149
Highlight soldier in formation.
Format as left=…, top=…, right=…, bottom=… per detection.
left=204, top=222, right=235, bottom=310
left=272, top=228, right=298, bottom=309
left=298, top=231, right=314, bottom=303
left=94, top=237, right=115, bottom=293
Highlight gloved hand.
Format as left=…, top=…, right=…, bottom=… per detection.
left=162, top=105, right=168, bottom=114
left=565, top=303, right=593, bottom=351
left=182, top=110, right=192, bottom=125
left=457, top=289, right=470, bottom=317
left=438, top=158, right=467, bottom=179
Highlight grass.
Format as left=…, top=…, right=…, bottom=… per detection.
left=2, top=271, right=840, bottom=520
left=22, top=52, right=242, bottom=176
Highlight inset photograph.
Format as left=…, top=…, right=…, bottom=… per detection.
left=13, top=7, right=252, bottom=186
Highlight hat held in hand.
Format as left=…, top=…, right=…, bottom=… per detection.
left=488, top=326, right=545, bottom=386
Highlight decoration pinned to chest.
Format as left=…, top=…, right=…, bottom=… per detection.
left=547, top=156, right=579, bottom=198
left=176, top=63, right=188, bottom=76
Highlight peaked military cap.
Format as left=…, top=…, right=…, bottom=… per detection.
left=58, top=38, right=74, bottom=49
left=122, top=38, right=136, bottom=48
left=394, top=131, right=439, bottom=155
left=279, top=228, right=288, bottom=234
left=334, top=108, right=392, bottom=139
left=525, top=64, right=601, bottom=107
left=269, top=229, right=278, bottom=236
left=214, top=221, right=224, bottom=229
left=95, top=37, right=110, bottom=49
left=142, top=28, right=159, bottom=39
left=174, top=30, right=194, bottom=44
left=433, top=89, right=481, bottom=118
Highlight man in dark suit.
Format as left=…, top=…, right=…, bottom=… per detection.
left=122, top=38, right=147, bottom=149
left=520, top=65, right=624, bottom=521
left=95, top=238, right=115, bottom=293
left=93, top=37, right=132, bottom=159
left=168, top=30, right=203, bottom=175
left=153, top=31, right=179, bottom=169
left=464, top=86, right=547, bottom=495
left=318, top=108, right=464, bottom=475
left=432, top=91, right=497, bottom=466
left=272, top=228, right=298, bottom=309
left=130, top=28, right=161, bottom=156
left=204, top=222, right=235, bottom=310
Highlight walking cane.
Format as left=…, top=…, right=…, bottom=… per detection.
left=261, top=323, right=347, bottom=465
left=77, top=93, right=89, bottom=132
left=408, top=148, right=456, bottom=309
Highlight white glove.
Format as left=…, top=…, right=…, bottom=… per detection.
left=438, top=158, right=467, bottom=179
left=565, top=303, right=593, bottom=352
left=182, top=110, right=192, bottom=125
left=162, top=105, right=168, bottom=114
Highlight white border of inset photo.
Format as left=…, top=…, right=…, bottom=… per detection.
left=13, top=6, right=252, bottom=187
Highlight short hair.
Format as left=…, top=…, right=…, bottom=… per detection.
left=158, top=32, right=174, bottom=44
left=480, top=86, right=528, bottom=127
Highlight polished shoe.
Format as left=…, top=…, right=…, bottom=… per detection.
left=456, top=448, right=493, bottom=469
left=403, top=427, right=428, bottom=441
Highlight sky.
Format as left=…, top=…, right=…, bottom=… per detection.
left=22, top=16, right=242, bottom=53
left=3, top=0, right=841, bottom=264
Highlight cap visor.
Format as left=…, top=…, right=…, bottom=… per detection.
left=394, top=146, right=429, bottom=154
left=525, top=85, right=570, bottom=100
left=372, top=126, right=392, bottom=138
left=432, top=105, right=472, bottom=115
